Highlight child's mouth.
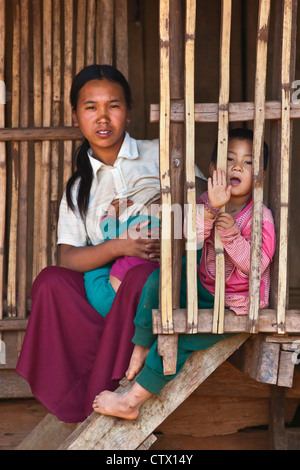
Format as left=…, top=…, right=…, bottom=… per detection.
left=230, top=177, right=241, bottom=186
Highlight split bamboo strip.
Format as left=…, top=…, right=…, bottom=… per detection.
left=247, top=0, right=271, bottom=333
left=39, top=0, right=52, bottom=272
left=115, top=0, right=128, bottom=80
left=159, top=0, right=173, bottom=334
left=63, top=0, right=74, bottom=186
left=17, top=0, right=29, bottom=318
left=277, top=0, right=293, bottom=334
left=86, top=0, right=96, bottom=66
left=32, top=0, right=42, bottom=281
left=7, top=0, right=20, bottom=317
left=213, top=0, right=231, bottom=334
left=97, top=0, right=114, bottom=65
left=76, top=0, right=87, bottom=74
left=184, top=0, right=197, bottom=334
left=0, top=126, right=82, bottom=141
left=0, top=0, right=5, bottom=324
left=51, top=0, right=61, bottom=266
left=149, top=100, right=300, bottom=124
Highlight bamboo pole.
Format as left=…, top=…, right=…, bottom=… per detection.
left=247, top=0, right=271, bottom=333
left=63, top=0, right=74, bottom=186
left=277, top=0, right=293, bottom=334
left=213, top=0, right=232, bottom=334
left=7, top=0, right=20, bottom=317
left=115, top=0, right=128, bottom=79
left=17, top=0, right=29, bottom=319
left=51, top=0, right=61, bottom=266
left=86, top=0, right=96, bottom=66
left=98, top=0, right=114, bottom=65
left=39, top=0, right=52, bottom=272
left=159, top=0, right=173, bottom=336
left=0, top=0, right=5, bottom=325
left=32, top=0, right=42, bottom=281
left=76, top=0, right=87, bottom=74
left=184, top=0, right=197, bottom=334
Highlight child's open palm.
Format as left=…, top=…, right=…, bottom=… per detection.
left=208, top=168, right=232, bottom=209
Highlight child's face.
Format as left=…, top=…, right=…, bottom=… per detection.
left=226, top=138, right=254, bottom=200
left=72, top=79, right=130, bottom=163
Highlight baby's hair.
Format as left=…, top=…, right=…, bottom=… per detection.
left=211, top=127, right=269, bottom=171
left=66, top=64, right=132, bottom=218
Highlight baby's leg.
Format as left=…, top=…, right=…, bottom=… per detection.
left=93, top=382, right=152, bottom=420
left=125, top=344, right=150, bottom=380
left=109, top=274, right=122, bottom=292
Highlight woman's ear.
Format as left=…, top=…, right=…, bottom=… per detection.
left=72, top=108, right=79, bottom=127
left=209, top=161, right=216, bottom=177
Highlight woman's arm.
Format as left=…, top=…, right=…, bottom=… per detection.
left=60, top=231, right=160, bottom=273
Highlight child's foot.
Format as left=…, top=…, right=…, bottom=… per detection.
left=125, top=345, right=150, bottom=381
left=92, top=383, right=152, bottom=420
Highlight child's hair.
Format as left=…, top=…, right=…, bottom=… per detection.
left=66, top=64, right=132, bottom=218
left=211, top=127, right=269, bottom=171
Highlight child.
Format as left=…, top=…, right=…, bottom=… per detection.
left=92, top=127, right=276, bottom=420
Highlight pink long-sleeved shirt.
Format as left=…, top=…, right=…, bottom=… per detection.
left=185, top=191, right=276, bottom=315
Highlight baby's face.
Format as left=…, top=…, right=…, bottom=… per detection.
left=226, top=138, right=253, bottom=200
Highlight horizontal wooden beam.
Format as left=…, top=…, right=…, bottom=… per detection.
left=150, top=100, right=300, bottom=123
left=152, top=308, right=300, bottom=334
left=0, top=126, right=83, bottom=141
left=0, top=319, right=28, bottom=331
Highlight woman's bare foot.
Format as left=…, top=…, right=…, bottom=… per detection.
left=125, top=345, right=150, bottom=381
left=92, top=382, right=152, bottom=420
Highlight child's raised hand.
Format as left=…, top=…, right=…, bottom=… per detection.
left=208, top=168, right=232, bottom=209
left=107, top=198, right=133, bottom=218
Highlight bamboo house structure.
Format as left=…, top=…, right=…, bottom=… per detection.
left=1, top=0, right=300, bottom=450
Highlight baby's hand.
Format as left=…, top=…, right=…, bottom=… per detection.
left=208, top=168, right=231, bottom=209
left=215, top=212, right=236, bottom=231
left=107, top=198, right=133, bottom=218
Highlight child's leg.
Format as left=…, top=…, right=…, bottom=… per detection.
left=84, top=262, right=116, bottom=317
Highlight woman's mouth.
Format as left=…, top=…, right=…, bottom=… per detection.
left=96, top=129, right=111, bottom=137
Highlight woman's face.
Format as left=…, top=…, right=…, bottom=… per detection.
left=72, top=78, right=130, bottom=164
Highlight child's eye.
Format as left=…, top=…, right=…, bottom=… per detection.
left=245, top=160, right=252, bottom=165
left=227, top=157, right=234, bottom=162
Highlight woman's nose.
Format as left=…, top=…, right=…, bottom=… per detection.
left=96, top=108, right=109, bottom=123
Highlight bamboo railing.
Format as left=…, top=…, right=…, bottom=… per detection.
left=153, top=0, right=299, bottom=374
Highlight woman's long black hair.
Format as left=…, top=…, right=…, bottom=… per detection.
left=66, top=64, right=132, bottom=219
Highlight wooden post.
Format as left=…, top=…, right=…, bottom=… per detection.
left=0, top=0, right=5, bottom=330
left=184, top=0, right=198, bottom=333
left=97, top=0, right=114, bottom=65
left=247, top=0, right=271, bottom=333
left=115, top=0, right=128, bottom=80
left=76, top=0, right=87, bottom=74
left=86, top=0, right=96, bottom=66
left=277, top=0, right=293, bottom=334
left=213, top=0, right=232, bottom=334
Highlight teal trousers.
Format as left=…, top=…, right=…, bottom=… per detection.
left=133, top=252, right=234, bottom=394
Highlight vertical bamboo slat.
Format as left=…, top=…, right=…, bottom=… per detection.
left=7, top=0, right=20, bottom=317
left=115, top=0, right=128, bottom=79
left=63, top=0, right=74, bottom=186
left=159, top=0, right=173, bottom=335
left=86, top=0, right=96, bottom=66
left=184, top=0, right=198, bottom=334
left=98, top=0, right=114, bottom=65
left=247, top=0, right=271, bottom=334
left=17, top=0, right=29, bottom=318
left=277, top=0, right=293, bottom=334
left=39, top=0, right=52, bottom=271
left=76, top=0, right=87, bottom=73
left=0, top=0, right=5, bottom=324
left=32, top=0, right=42, bottom=280
left=213, top=0, right=232, bottom=334
left=51, top=0, right=61, bottom=267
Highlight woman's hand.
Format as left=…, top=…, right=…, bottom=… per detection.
left=208, top=168, right=231, bottom=209
left=215, top=212, right=236, bottom=231
left=119, top=220, right=160, bottom=262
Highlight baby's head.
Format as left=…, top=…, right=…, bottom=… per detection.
left=210, top=128, right=269, bottom=171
